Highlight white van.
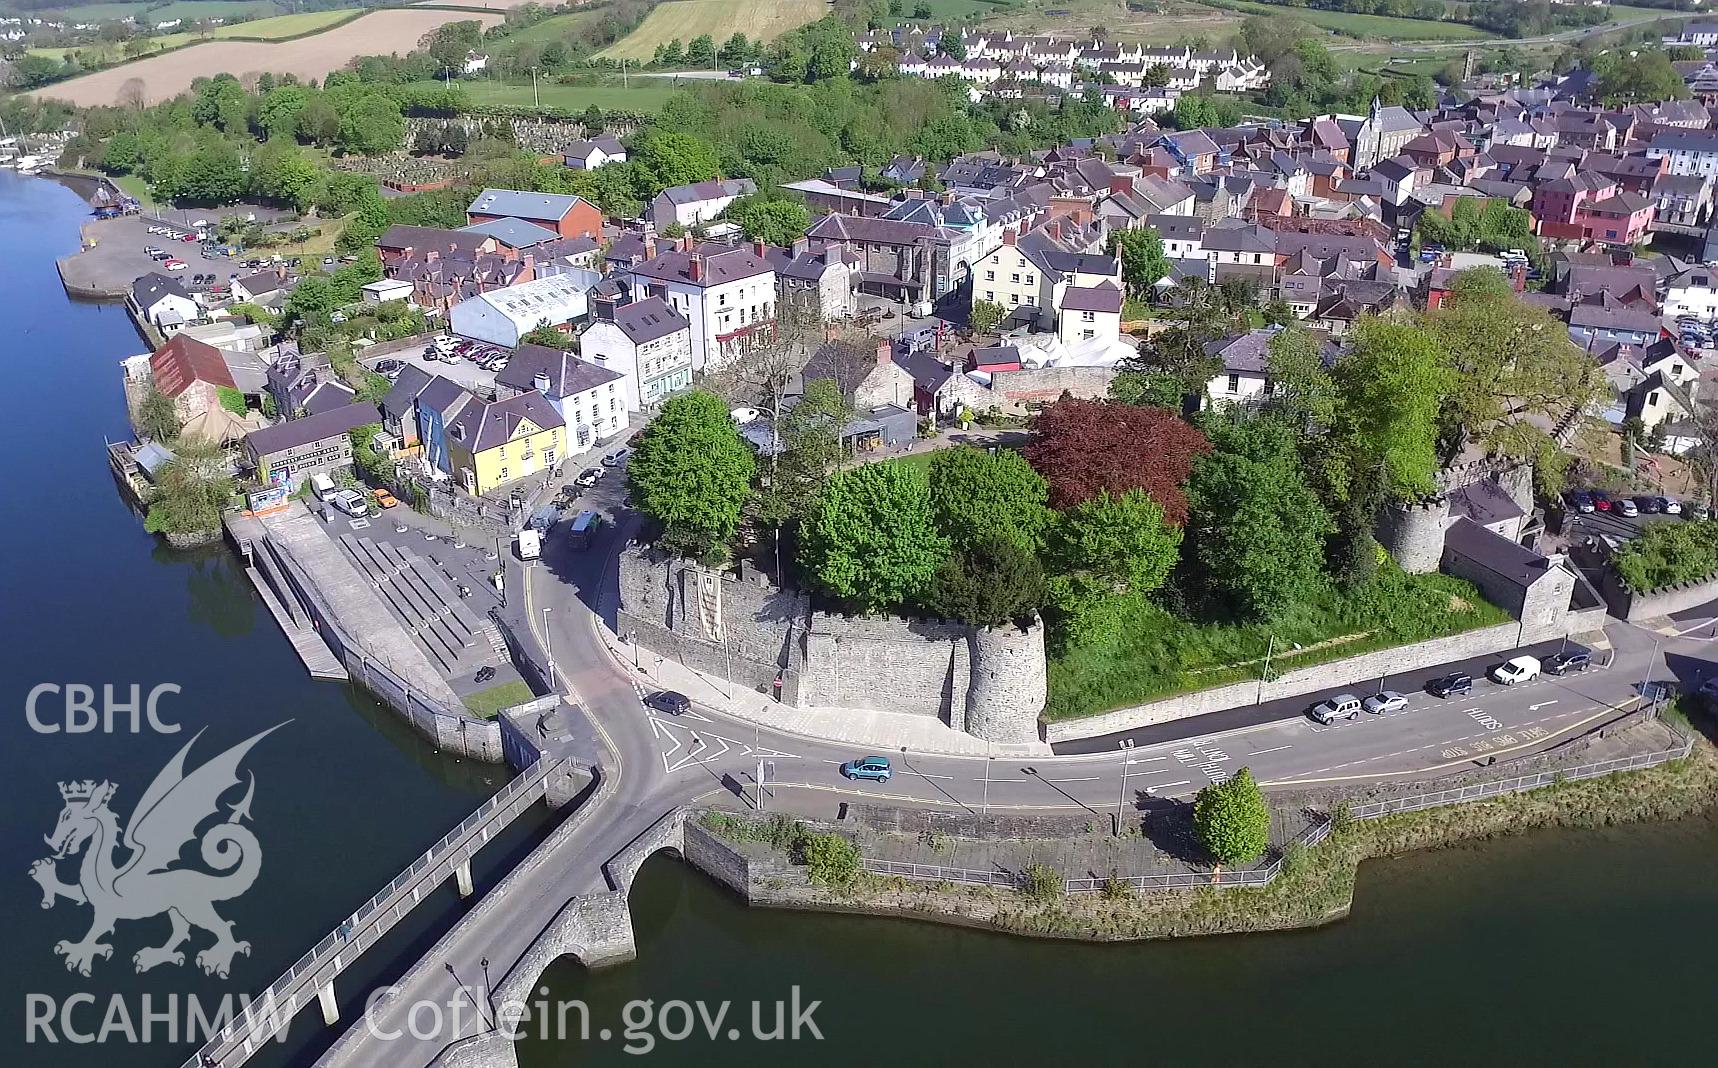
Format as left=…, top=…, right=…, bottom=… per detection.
left=517, top=528, right=541, bottom=561
left=309, top=473, right=336, bottom=501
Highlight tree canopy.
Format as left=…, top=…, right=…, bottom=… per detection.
left=927, top=446, right=1052, bottom=556
left=800, top=461, right=949, bottom=613
left=628, top=391, right=757, bottom=558
left=1023, top=397, right=1211, bottom=522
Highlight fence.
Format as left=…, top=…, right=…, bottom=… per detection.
left=860, top=819, right=1336, bottom=895
left=862, top=731, right=1697, bottom=896
left=177, top=755, right=564, bottom=1068
left=1346, top=736, right=1695, bottom=819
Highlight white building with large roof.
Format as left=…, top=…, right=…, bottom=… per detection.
left=448, top=274, right=591, bottom=348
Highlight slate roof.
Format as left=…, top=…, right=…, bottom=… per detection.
left=380, top=363, right=434, bottom=422
left=629, top=242, right=774, bottom=286
left=1450, top=479, right=1526, bottom=527
left=657, top=178, right=756, bottom=205
left=132, top=271, right=192, bottom=310
left=1059, top=282, right=1123, bottom=313
left=1204, top=328, right=1279, bottom=374
left=376, top=224, right=490, bottom=256
left=233, top=270, right=290, bottom=299
left=467, top=189, right=591, bottom=223
left=244, top=402, right=379, bottom=457
left=447, top=390, right=565, bottom=453
left=563, top=136, right=625, bottom=158
left=459, top=217, right=561, bottom=249
left=495, top=345, right=624, bottom=398
left=611, top=296, right=689, bottom=345
left=1442, top=517, right=1556, bottom=589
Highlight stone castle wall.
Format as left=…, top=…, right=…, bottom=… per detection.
left=1376, top=499, right=1449, bottom=574
left=617, top=548, right=1046, bottom=744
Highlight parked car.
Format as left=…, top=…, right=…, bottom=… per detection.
left=1589, top=489, right=1613, bottom=511
left=1491, top=655, right=1542, bottom=685
left=575, top=467, right=605, bottom=487
left=372, top=488, right=399, bottom=509
left=163, top=259, right=186, bottom=271
left=1634, top=495, right=1662, bottom=514
left=1544, top=651, right=1591, bottom=676
left=327, top=489, right=370, bottom=518
left=1309, top=693, right=1362, bottom=724
left=1685, top=499, right=1709, bottom=520
left=1426, top=672, right=1473, bottom=698
left=840, top=755, right=893, bottom=782
left=1362, top=690, right=1409, bottom=715
left=489, top=358, right=509, bottom=372
left=643, top=690, right=691, bottom=715
left=1616, top=497, right=1640, bottom=518
left=374, top=358, right=403, bottom=377
left=603, top=447, right=632, bottom=468
left=1566, top=489, right=1594, bottom=513
left=1659, top=496, right=1683, bottom=515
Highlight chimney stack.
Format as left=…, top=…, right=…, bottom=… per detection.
left=876, top=338, right=892, bottom=366
left=689, top=253, right=704, bottom=283
left=593, top=292, right=619, bottom=322
left=792, top=235, right=809, bottom=257
left=1002, top=227, right=1017, bottom=246
left=643, top=235, right=657, bottom=261
left=533, top=371, right=551, bottom=394
left=753, top=239, right=768, bottom=259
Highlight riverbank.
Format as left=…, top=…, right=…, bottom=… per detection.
left=689, top=725, right=1718, bottom=942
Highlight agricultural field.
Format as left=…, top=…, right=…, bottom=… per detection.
left=495, top=8, right=604, bottom=47
left=29, top=8, right=503, bottom=107
left=39, top=0, right=280, bottom=20
left=151, top=8, right=360, bottom=48
left=598, top=0, right=828, bottom=62
left=412, top=78, right=681, bottom=112
left=971, top=0, right=1248, bottom=46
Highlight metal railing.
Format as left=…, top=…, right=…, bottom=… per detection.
left=1347, top=737, right=1695, bottom=819
left=177, top=756, right=564, bottom=1068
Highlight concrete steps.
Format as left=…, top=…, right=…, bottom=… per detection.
left=335, top=533, right=501, bottom=679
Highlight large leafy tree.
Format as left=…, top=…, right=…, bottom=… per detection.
left=1023, top=397, right=1210, bottom=522
left=634, top=130, right=721, bottom=189
left=755, top=378, right=851, bottom=530
left=927, top=445, right=1052, bottom=555
left=1332, top=317, right=1451, bottom=501
left=1108, top=227, right=1170, bottom=296
left=1187, top=415, right=1332, bottom=620
left=1044, top=489, right=1181, bottom=640
left=337, top=93, right=406, bottom=156
left=924, top=536, right=1046, bottom=627
left=1193, top=767, right=1270, bottom=865
left=629, top=391, right=756, bottom=557
left=726, top=196, right=812, bottom=246
left=800, top=461, right=949, bottom=612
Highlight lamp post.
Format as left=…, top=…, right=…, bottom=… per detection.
left=1114, top=739, right=1135, bottom=837
left=541, top=606, right=555, bottom=689
left=530, top=66, right=539, bottom=109
left=1256, top=633, right=1274, bottom=705
left=981, top=748, right=995, bottom=821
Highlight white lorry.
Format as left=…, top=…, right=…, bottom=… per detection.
left=517, top=528, right=541, bottom=561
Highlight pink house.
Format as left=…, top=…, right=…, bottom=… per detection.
left=1532, top=172, right=1615, bottom=240
left=1578, top=192, right=1656, bottom=247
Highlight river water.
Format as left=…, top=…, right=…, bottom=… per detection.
left=2, top=170, right=1715, bottom=1068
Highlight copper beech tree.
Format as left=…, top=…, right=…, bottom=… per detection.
left=1021, top=397, right=1211, bottom=523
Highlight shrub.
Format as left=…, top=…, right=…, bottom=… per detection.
left=1023, top=863, right=1063, bottom=903
left=1612, top=520, right=1718, bottom=591
left=800, top=832, right=860, bottom=887
left=1193, top=767, right=1271, bottom=864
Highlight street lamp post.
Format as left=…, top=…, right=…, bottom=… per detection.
left=530, top=66, right=539, bottom=109
left=981, top=745, right=994, bottom=819
left=541, top=606, right=555, bottom=689
left=1114, top=739, right=1136, bottom=837
left=1256, top=634, right=1275, bottom=705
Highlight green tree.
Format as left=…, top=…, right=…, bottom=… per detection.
left=143, top=437, right=234, bottom=536
left=257, top=84, right=311, bottom=142
left=249, top=138, right=323, bottom=211
left=969, top=298, right=1005, bottom=336
left=628, top=391, right=756, bottom=557
left=1265, top=324, right=1336, bottom=432
left=800, top=461, right=949, bottom=612
left=756, top=378, right=851, bottom=529
left=284, top=274, right=338, bottom=327
left=926, top=445, right=1052, bottom=555
left=727, top=196, right=812, bottom=245
left=100, top=130, right=142, bottom=174
left=687, top=34, right=718, bottom=67
left=1332, top=317, right=1451, bottom=501
left=520, top=324, right=575, bottom=350
left=296, top=95, right=342, bottom=146
left=1187, top=415, right=1332, bottom=620
left=137, top=384, right=181, bottom=442
left=337, top=94, right=406, bottom=156
left=924, top=536, right=1046, bottom=626
left=800, top=831, right=860, bottom=886
left=178, top=141, right=245, bottom=204
left=1193, top=767, right=1270, bottom=865
left=634, top=130, right=720, bottom=188
left=1108, top=227, right=1170, bottom=296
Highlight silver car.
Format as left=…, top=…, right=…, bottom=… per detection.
left=1363, top=690, right=1409, bottom=715
left=1310, top=694, right=1362, bottom=724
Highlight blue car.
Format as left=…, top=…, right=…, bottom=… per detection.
left=840, top=755, right=892, bottom=783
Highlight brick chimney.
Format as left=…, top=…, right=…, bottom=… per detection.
left=1002, top=227, right=1017, bottom=246
left=876, top=338, right=892, bottom=365
left=1108, top=175, right=1135, bottom=196
left=792, top=235, right=809, bottom=257
left=520, top=252, right=536, bottom=280
left=592, top=292, right=619, bottom=322
left=643, top=235, right=657, bottom=261
left=689, top=253, right=704, bottom=283
left=753, top=239, right=768, bottom=258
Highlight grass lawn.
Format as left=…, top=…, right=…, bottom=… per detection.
left=1222, top=1, right=1493, bottom=40
left=250, top=214, right=346, bottom=258
left=435, top=79, right=681, bottom=113
left=110, top=174, right=157, bottom=208
left=877, top=448, right=951, bottom=475
left=1045, top=567, right=1512, bottom=720
left=599, top=0, right=827, bottom=62
left=499, top=9, right=604, bottom=47
left=462, top=679, right=535, bottom=719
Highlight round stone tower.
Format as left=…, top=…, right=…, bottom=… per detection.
left=1375, top=498, right=1449, bottom=575
left=964, top=620, right=1047, bottom=745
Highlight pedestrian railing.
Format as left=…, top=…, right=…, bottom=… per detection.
left=177, top=756, right=564, bottom=1068
left=1346, top=737, right=1694, bottom=819
left=862, top=732, right=1695, bottom=898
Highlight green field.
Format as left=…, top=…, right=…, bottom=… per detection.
left=151, top=8, right=358, bottom=48
left=599, top=0, right=827, bottom=62
left=498, top=9, right=603, bottom=47
left=412, top=79, right=682, bottom=113
left=1223, top=1, right=1493, bottom=41
left=43, top=0, right=281, bottom=20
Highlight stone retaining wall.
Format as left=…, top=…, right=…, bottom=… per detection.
left=1594, top=563, right=1718, bottom=622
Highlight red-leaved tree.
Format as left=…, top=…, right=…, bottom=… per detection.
left=1022, top=397, right=1211, bottom=522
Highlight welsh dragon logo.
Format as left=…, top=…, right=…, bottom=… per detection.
left=28, top=725, right=285, bottom=979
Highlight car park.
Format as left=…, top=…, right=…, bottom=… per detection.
left=1426, top=672, right=1473, bottom=698
left=489, top=358, right=509, bottom=372
left=643, top=691, right=691, bottom=715
left=1616, top=498, right=1639, bottom=518
left=374, top=358, right=403, bottom=376
left=327, top=489, right=370, bottom=518
left=575, top=467, right=605, bottom=487
left=1309, top=693, right=1362, bottom=724
left=1566, top=489, right=1594, bottom=513
left=840, top=755, right=893, bottom=782
left=1362, top=690, right=1409, bottom=715
left=1490, top=655, right=1541, bottom=685
left=1544, top=651, right=1591, bottom=676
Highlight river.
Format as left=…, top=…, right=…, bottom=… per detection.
left=2, top=170, right=1715, bottom=1068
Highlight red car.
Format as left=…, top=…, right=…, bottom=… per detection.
left=180, top=233, right=197, bottom=242
left=1590, top=489, right=1613, bottom=511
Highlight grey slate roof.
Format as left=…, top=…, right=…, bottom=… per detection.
left=244, top=402, right=379, bottom=457
left=495, top=344, right=624, bottom=399
left=380, top=363, right=434, bottom=422
left=629, top=242, right=774, bottom=287
left=447, top=390, right=565, bottom=453
left=658, top=178, right=756, bottom=205
left=1442, top=517, right=1558, bottom=588
left=1059, top=282, right=1123, bottom=313
left=467, top=188, right=589, bottom=223
left=132, top=272, right=191, bottom=308
left=460, top=217, right=561, bottom=249
left=612, top=296, right=688, bottom=345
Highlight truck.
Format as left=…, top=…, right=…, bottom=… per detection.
left=516, top=528, right=541, bottom=561
left=568, top=509, right=599, bottom=550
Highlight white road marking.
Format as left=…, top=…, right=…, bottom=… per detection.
left=1250, top=744, right=1293, bottom=756
left=1046, top=776, right=1101, bottom=783
left=1528, top=699, right=1560, bottom=711
left=1149, top=779, right=1191, bottom=790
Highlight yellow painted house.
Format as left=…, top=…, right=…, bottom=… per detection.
left=443, top=389, right=567, bottom=495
